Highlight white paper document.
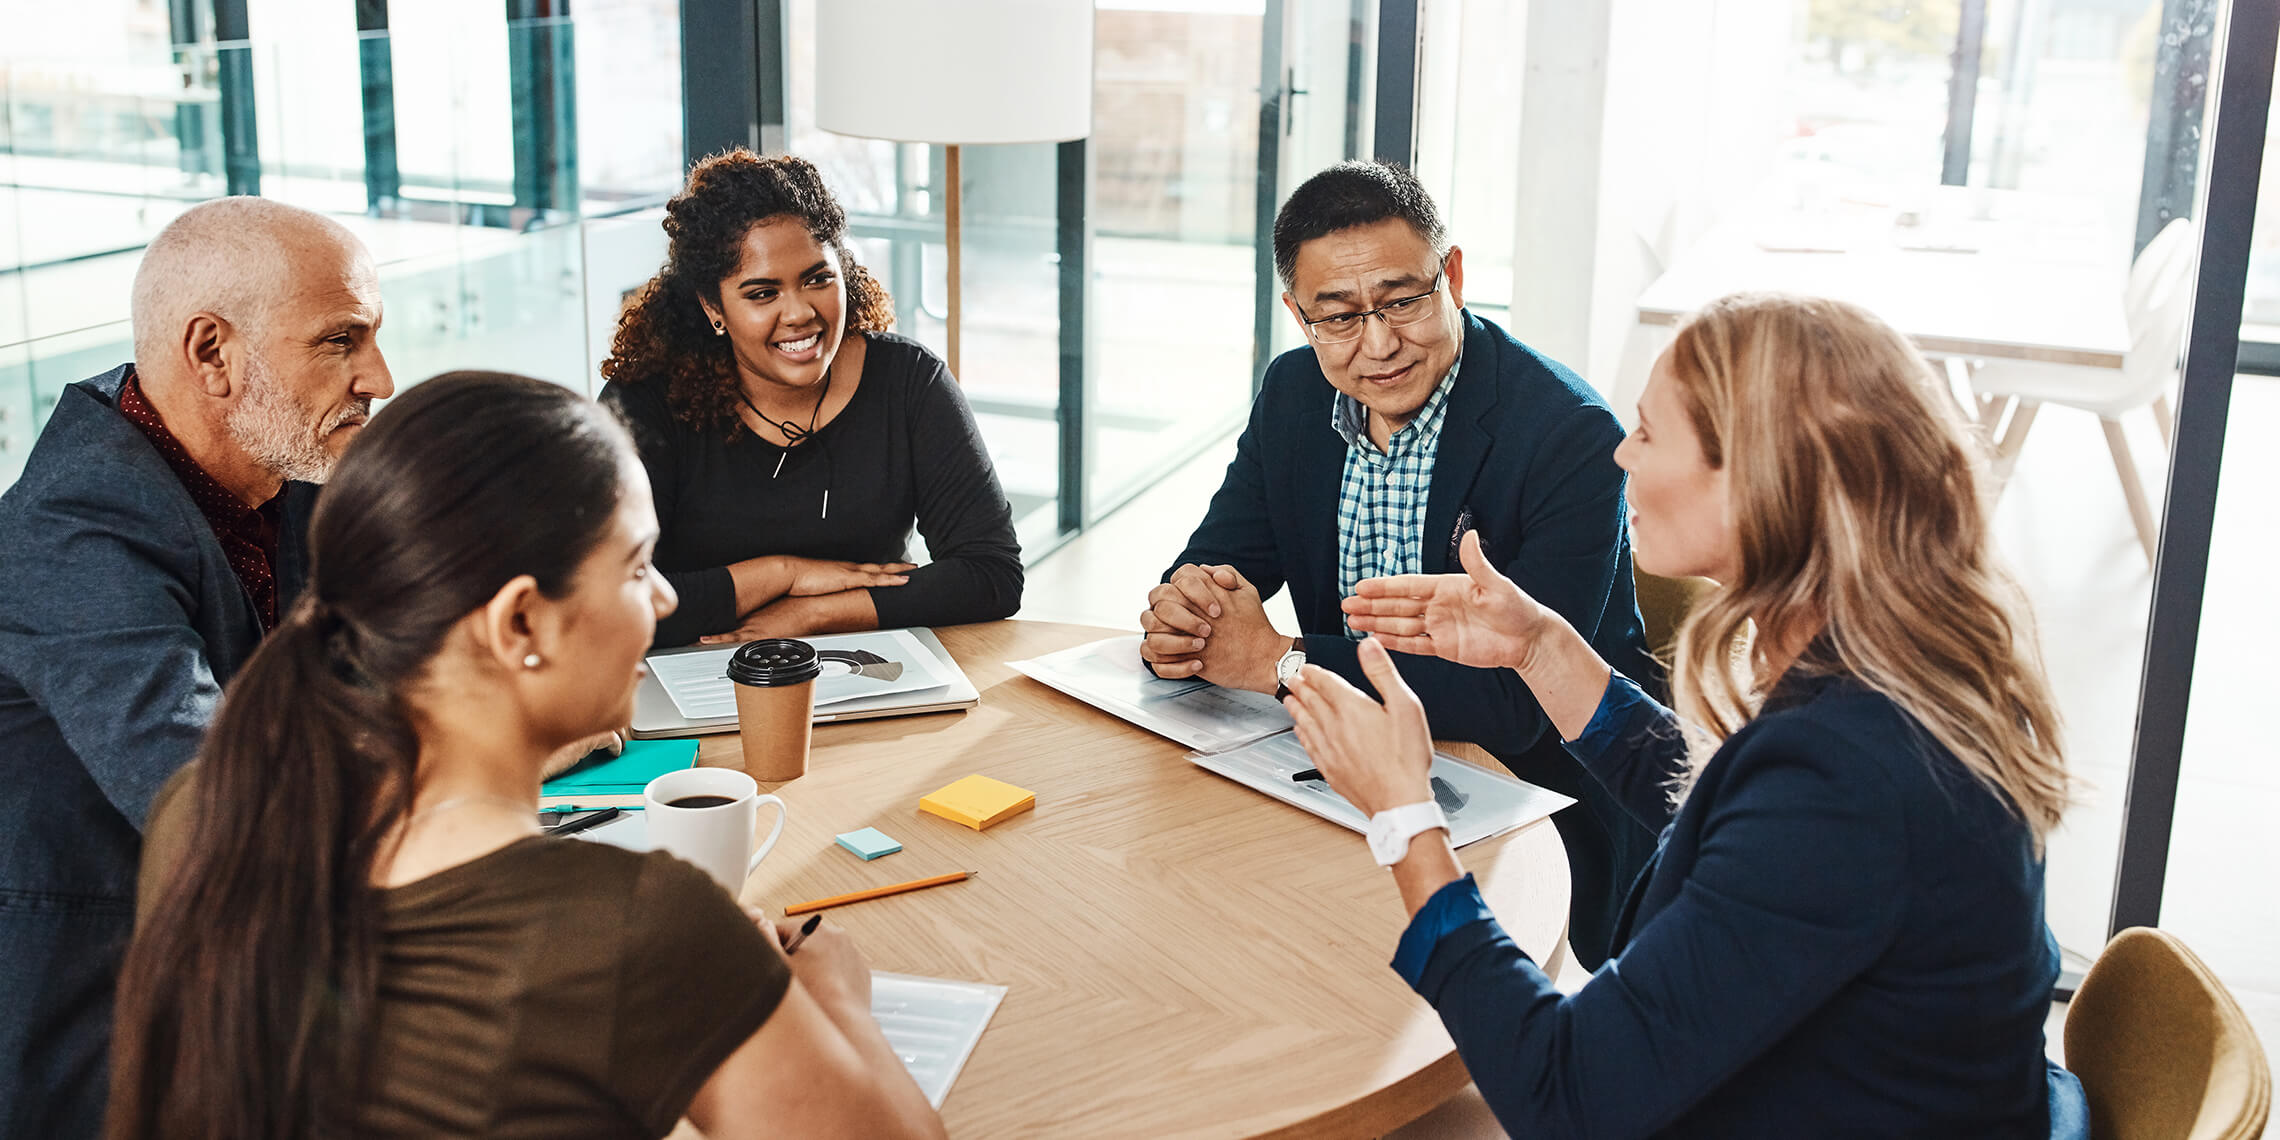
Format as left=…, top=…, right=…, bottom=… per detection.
left=1008, top=635, right=1293, bottom=753
left=872, top=971, right=1007, bottom=1109
left=1188, top=731, right=1576, bottom=849
left=649, top=629, right=950, bottom=720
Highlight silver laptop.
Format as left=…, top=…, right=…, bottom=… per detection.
left=629, top=626, right=978, bottom=739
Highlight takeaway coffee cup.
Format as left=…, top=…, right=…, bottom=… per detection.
left=643, top=767, right=787, bottom=894
left=725, top=638, right=820, bottom=780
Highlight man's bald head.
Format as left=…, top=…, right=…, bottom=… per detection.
left=130, top=197, right=365, bottom=375
left=125, top=197, right=393, bottom=498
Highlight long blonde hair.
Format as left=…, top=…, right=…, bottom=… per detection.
left=1663, top=293, right=2070, bottom=847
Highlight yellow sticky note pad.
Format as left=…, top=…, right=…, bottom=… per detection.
left=919, top=774, right=1036, bottom=831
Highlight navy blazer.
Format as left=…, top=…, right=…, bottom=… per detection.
left=1408, top=668, right=2073, bottom=1138
left=1170, top=311, right=1660, bottom=967
left=0, top=366, right=312, bottom=1139
left=1169, top=309, right=1653, bottom=758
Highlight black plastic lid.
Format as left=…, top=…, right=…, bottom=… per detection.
left=724, top=638, right=821, bottom=686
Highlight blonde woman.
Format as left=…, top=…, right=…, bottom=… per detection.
left=1284, top=293, right=2086, bottom=1137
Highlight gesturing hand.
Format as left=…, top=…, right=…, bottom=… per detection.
left=1280, top=638, right=1434, bottom=819
left=1340, top=530, right=1556, bottom=672
left=782, top=557, right=914, bottom=597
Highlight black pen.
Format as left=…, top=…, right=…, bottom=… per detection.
left=782, top=913, right=823, bottom=955
left=543, top=807, right=620, bottom=836
left=1290, top=768, right=1323, bottom=783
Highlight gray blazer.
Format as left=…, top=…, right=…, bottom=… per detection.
left=0, top=365, right=311, bottom=1139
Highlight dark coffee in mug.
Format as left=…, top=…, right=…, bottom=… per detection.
left=666, top=794, right=738, bottom=809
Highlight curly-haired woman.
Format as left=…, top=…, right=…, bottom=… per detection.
left=601, top=150, right=1022, bottom=647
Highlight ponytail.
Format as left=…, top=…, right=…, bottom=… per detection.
left=106, top=372, right=634, bottom=1139
left=108, top=597, right=417, bottom=1139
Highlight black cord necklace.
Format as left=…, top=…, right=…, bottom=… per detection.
left=739, top=360, right=833, bottom=479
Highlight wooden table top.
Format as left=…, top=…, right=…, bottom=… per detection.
left=659, top=619, right=1570, bottom=1139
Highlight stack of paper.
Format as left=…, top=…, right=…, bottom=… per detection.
left=648, top=629, right=950, bottom=720
left=1008, top=635, right=1292, bottom=753
left=1188, top=732, right=1572, bottom=849
left=919, top=774, right=1036, bottom=831
left=540, top=739, right=697, bottom=798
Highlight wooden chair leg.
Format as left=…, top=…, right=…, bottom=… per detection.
left=2151, top=391, right=2176, bottom=449
left=1989, top=399, right=2039, bottom=492
left=1941, top=357, right=1976, bottom=420
left=1979, top=392, right=2011, bottom=435
left=2101, top=417, right=2159, bottom=564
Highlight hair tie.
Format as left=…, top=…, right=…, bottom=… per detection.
left=303, top=599, right=367, bottom=678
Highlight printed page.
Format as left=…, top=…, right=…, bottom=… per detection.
left=1189, top=732, right=1576, bottom=849
left=871, top=971, right=1008, bottom=1109
left=1009, top=635, right=1293, bottom=753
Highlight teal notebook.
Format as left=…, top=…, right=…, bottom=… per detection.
left=541, top=739, right=698, bottom=797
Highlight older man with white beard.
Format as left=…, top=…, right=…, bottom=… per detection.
left=0, top=196, right=393, bottom=1139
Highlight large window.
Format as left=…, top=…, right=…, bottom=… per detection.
left=0, top=0, right=689, bottom=490
left=1413, top=0, right=2243, bottom=997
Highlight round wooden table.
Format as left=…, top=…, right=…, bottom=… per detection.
left=706, top=620, right=1569, bottom=1138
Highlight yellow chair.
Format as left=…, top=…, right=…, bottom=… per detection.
left=1632, top=568, right=1714, bottom=662
left=2064, top=927, right=2271, bottom=1140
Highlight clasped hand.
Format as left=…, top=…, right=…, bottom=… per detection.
left=1137, top=563, right=1286, bottom=693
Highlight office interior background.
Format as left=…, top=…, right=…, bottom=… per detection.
left=1, top=0, right=2273, bottom=1089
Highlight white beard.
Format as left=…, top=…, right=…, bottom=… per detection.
left=224, top=350, right=365, bottom=484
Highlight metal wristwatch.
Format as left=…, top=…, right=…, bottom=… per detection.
left=1366, top=801, right=1451, bottom=866
left=1272, top=639, right=1306, bottom=700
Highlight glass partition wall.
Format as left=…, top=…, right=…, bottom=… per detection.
left=0, top=0, right=685, bottom=492
left=0, top=0, right=1371, bottom=541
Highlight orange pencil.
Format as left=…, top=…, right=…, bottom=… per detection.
left=782, top=870, right=976, bottom=916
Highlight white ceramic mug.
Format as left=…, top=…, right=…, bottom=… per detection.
left=644, top=767, right=787, bottom=894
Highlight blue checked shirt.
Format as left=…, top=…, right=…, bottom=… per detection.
left=1332, top=354, right=1461, bottom=636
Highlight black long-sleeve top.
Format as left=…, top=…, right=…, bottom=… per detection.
left=602, top=333, right=1022, bottom=648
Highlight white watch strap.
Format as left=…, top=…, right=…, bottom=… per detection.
left=1370, top=801, right=1450, bottom=866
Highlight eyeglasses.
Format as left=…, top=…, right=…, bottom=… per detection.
left=1296, top=270, right=1447, bottom=344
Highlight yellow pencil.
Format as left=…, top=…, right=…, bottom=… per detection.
left=782, top=870, right=976, bottom=916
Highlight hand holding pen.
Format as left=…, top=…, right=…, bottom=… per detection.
left=782, top=913, right=823, bottom=954
left=775, top=915, right=874, bottom=1012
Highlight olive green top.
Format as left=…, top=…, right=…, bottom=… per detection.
left=140, top=772, right=789, bottom=1138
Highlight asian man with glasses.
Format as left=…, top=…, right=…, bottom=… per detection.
left=1137, top=161, right=1656, bottom=970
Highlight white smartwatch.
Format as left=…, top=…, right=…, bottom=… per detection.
left=1366, top=801, right=1450, bottom=866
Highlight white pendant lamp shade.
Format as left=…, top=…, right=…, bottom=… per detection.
left=814, top=0, right=1094, bottom=145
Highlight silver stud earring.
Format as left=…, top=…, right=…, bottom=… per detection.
left=523, top=653, right=542, bottom=669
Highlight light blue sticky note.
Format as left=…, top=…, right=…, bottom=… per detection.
left=835, top=827, right=903, bottom=861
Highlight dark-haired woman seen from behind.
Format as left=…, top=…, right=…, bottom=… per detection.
left=109, top=372, right=945, bottom=1140
left=602, top=149, right=1022, bottom=648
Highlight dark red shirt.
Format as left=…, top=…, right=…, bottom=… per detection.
left=116, top=370, right=284, bottom=629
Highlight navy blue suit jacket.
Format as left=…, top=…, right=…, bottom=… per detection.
left=1411, top=668, right=2073, bottom=1137
left=1169, top=309, right=1653, bottom=757
left=1169, top=310, right=1658, bottom=966
left=0, top=366, right=312, bottom=1139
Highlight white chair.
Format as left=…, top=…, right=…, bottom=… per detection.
left=1966, top=218, right=2198, bottom=563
